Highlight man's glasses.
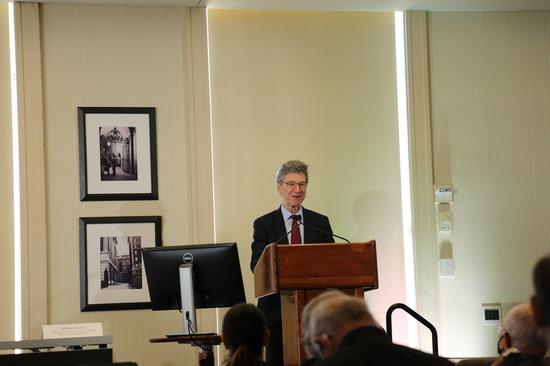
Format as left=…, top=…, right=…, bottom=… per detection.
left=281, top=181, right=308, bottom=190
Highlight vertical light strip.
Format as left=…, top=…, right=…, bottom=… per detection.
left=395, top=11, right=418, bottom=348
left=8, top=1, right=22, bottom=342
left=204, top=10, right=221, bottom=363
left=205, top=9, right=216, bottom=244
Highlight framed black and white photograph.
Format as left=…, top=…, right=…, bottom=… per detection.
left=79, top=216, right=162, bottom=311
left=78, top=107, right=158, bottom=201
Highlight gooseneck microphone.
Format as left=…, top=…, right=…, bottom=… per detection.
left=273, top=215, right=302, bottom=244
left=298, top=218, right=351, bottom=243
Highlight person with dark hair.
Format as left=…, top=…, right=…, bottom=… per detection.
left=532, top=255, right=550, bottom=331
left=251, top=159, right=334, bottom=366
left=110, top=153, right=117, bottom=175
left=222, top=303, right=269, bottom=366
left=100, top=150, right=111, bottom=176
left=522, top=254, right=550, bottom=366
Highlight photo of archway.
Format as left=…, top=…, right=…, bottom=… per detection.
left=78, top=107, right=158, bottom=201
left=99, top=126, right=138, bottom=181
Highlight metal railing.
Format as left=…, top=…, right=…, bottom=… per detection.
left=386, top=303, right=439, bottom=356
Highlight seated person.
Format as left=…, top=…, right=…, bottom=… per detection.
left=493, top=303, right=547, bottom=366
left=100, top=151, right=111, bottom=175
left=301, top=290, right=454, bottom=366
left=222, top=303, right=269, bottom=366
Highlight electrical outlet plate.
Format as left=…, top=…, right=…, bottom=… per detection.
left=439, top=259, right=455, bottom=276
left=439, top=219, right=453, bottom=232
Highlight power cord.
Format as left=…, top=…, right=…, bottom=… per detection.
left=186, top=311, right=210, bottom=352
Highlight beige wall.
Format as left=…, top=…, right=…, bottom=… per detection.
left=207, top=9, right=410, bottom=343
left=39, top=4, right=212, bottom=365
left=411, top=11, right=550, bottom=357
left=6, top=6, right=410, bottom=362
left=8, top=3, right=549, bottom=362
left=0, top=2, right=14, bottom=342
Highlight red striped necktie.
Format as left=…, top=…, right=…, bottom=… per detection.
left=290, top=215, right=302, bottom=244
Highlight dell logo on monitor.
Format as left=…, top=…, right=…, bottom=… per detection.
left=183, top=253, right=194, bottom=264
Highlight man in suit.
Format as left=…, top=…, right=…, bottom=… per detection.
left=251, top=159, right=334, bottom=366
left=301, top=291, right=454, bottom=366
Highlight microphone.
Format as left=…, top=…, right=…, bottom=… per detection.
left=273, top=215, right=302, bottom=244
left=297, top=218, right=351, bottom=243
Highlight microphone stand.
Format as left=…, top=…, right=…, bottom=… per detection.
left=298, top=220, right=351, bottom=243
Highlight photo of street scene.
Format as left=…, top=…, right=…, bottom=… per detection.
left=100, top=235, right=143, bottom=290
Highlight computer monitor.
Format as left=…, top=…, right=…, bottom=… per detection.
left=142, top=243, right=246, bottom=335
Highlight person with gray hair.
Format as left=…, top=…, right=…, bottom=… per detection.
left=301, top=291, right=454, bottom=366
left=492, top=303, right=546, bottom=366
left=250, top=159, right=335, bottom=366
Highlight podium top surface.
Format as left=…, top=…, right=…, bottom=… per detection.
left=254, top=241, right=378, bottom=297
left=0, top=336, right=112, bottom=350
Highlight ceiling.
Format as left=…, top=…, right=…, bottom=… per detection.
left=14, top=0, right=550, bottom=11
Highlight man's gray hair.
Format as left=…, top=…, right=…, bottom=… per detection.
left=276, top=160, right=308, bottom=183
left=502, top=303, right=546, bottom=351
left=301, top=291, right=374, bottom=358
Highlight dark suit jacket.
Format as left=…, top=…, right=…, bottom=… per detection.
left=501, top=353, right=546, bottom=366
left=250, top=207, right=334, bottom=326
left=312, top=326, right=454, bottom=366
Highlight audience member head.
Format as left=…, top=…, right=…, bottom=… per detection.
left=531, top=254, right=550, bottom=345
left=497, top=303, right=546, bottom=358
left=222, top=303, right=268, bottom=366
left=301, top=290, right=377, bottom=360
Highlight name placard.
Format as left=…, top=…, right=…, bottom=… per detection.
left=42, top=322, right=103, bottom=339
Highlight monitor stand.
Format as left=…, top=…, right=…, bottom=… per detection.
left=178, top=264, right=196, bottom=335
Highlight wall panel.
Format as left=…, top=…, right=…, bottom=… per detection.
left=208, top=9, right=409, bottom=342
left=40, top=5, right=211, bottom=365
left=426, top=11, right=550, bottom=356
left=406, top=11, right=440, bottom=353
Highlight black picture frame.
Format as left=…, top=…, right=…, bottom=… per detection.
left=78, top=107, right=158, bottom=201
left=79, top=216, right=162, bottom=311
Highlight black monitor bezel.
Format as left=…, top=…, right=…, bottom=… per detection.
left=142, top=242, right=246, bottom=311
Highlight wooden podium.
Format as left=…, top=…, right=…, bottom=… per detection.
left=254, top=241, right=378, bottom=366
